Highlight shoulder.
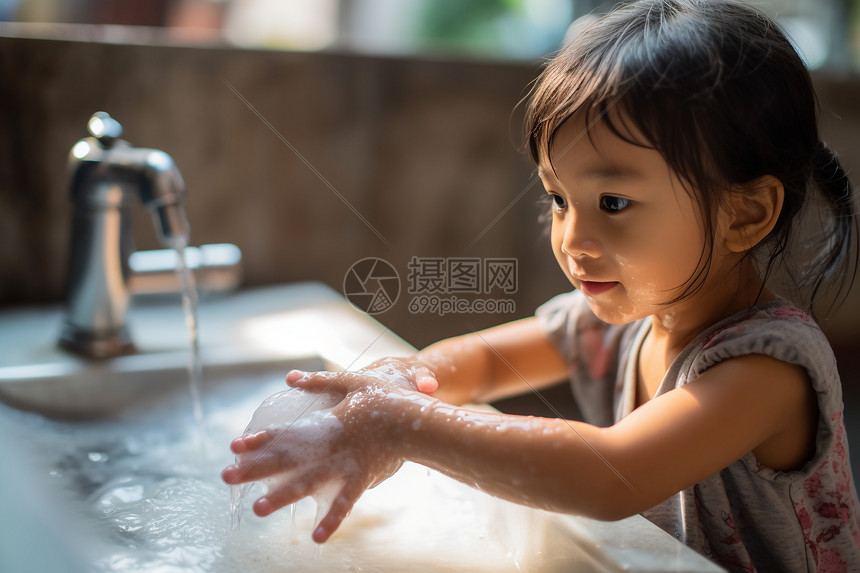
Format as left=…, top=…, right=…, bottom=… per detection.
left=677, top=300, right=846, bottom=472
left=683, top=300, right=837, bottom=391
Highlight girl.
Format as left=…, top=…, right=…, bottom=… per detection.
left=223, top=0, right=860, bottom=569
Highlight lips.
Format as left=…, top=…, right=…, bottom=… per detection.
left=578, top=280, right=619, bottom=296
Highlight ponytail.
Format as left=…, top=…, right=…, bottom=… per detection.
left=806, top=142, right=858, bottom=310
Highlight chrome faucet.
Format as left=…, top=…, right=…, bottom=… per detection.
left=59, top=112, right=190, bottom=359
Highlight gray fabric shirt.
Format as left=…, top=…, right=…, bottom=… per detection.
left=536, top=291, right=860, bottom=572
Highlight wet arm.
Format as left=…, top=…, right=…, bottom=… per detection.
left=413, top=317, right=569, bottom=405
left=391, top=353, right=814, bottom=520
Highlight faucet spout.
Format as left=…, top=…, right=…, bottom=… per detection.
left=140, top=149, right=190, bottom=248
left=59, top=112, right=191, bottom=359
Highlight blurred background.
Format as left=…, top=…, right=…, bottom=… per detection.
left=0, top=0, right=858, bottom=363
left=1, top=0, right=857, bottom=66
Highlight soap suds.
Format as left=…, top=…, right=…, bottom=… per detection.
left=231, top=386, right=346, bottom=532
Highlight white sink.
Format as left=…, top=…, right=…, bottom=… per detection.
left=0, top=282, right=722, bottom=572
left=0, top=283, right=403, bottom=418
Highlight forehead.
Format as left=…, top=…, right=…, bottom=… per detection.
left=539, top=109, right=660, bottom=184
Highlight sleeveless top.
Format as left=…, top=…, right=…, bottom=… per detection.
left=536, top=291, right=860, bottom=572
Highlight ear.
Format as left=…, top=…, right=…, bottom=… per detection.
left=721, top=175, right=784, bottom=253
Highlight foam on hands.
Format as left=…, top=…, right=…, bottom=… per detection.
left=231, top=386, right=346, bottom=532
left=243, top=385, right=341, bottom=429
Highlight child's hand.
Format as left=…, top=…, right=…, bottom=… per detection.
left=353, top=356, right=440, bottom=394
left=222, top=368, right=426, bottom=543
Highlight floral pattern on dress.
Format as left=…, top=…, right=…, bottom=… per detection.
left=580, top=322, right=612, bottom=380
left=700, top=310, right=758, bottom=350
left=701, top=306, right=820, bottom=352
left=794, top=412, right=860, bottom=572
left=773, top=306, right=812, bottom=322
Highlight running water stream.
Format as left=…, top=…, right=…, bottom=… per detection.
left=171, top=241, right=257, bottom=532
left=171, top=241, right=207, bottom=456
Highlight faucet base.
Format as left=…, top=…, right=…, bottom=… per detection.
left=59, top=323, right=135, bottom=360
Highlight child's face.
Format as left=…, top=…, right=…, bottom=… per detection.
left=540, top=111, right=715, bottom=325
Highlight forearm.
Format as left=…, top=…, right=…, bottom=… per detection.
left=414, top=335, right=492, bottom=405
left=415, top=317, right=570, bottom=405
left=392, top=393, right=643, bottom=520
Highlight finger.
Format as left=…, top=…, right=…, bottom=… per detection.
left=222, top=450, right=295, bottom=484
left=287, top=369, right=356, bottom=394
left=311, top=480, right=365, bottom=543
left=284, top=369, right=306, bottom=384
left=253, top=478, right=317, bottom=517
left=413, top=367, right=439, bottom=394
left=229, top=430, right=271, bottom=454
left=221, top=464, right=244, bottom=484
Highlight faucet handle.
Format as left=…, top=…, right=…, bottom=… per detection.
left=87, top=112, right=123, bottom=148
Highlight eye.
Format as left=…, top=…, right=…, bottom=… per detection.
left=549, top=193, right=567, bottom=211
left=599, top=196, right=630, bottom=213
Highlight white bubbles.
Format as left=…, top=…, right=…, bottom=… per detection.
left=232, top=386, right=347, bottom=535
left=243, top=386, right=341, bottom=432
left=88, top=451, right=110, bottom=463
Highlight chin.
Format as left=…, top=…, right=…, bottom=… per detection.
left=584, top=300, right=644, bottom=326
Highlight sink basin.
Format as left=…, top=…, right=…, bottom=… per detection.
left=0, top=282, right=722, bottom=572
left=0, top=283, right=401, bottom=418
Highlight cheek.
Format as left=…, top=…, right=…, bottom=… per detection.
left=549, top=224, right=576, bottom=282
left=549, top=222, right=565, bottom=257
left=626, top=225, right=707, bottom=292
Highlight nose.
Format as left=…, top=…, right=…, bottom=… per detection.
left=559, top=209, right=602, bottom=259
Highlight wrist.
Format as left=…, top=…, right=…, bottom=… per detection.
left=332, top=382, right=424, bottom=458
left=373, top=386, right=438, bottom=460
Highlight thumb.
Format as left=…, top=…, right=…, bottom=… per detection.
left=412, top=367, right=439, bottom=394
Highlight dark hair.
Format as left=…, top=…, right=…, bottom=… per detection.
left=525, top=0, right=857, bottom=312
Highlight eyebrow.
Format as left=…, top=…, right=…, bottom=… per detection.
left=539, top=164, right=637, bottom=183
left=583, top=164, right=638, bottom=180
